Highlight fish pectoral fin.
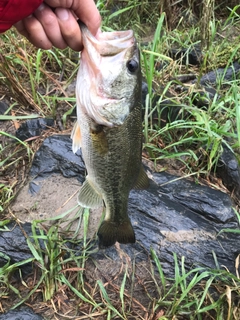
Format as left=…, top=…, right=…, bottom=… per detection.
left=90, top=125, right=108, bottom=156
left=78, top=178, right=102, bottom=208
left=97, top=220, right=135, bottom=248
left=71, top=121, right=82, bottom=153
left=133, top=165, right=149, bottom=189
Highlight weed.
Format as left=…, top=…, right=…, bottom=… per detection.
left=151, top=249, right=240, bottom=320
left=141, top=7, right=240, bottom=177
left=0, top=249, right=34, bottom=300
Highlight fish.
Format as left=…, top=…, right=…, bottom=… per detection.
left=71, top=22, right=149, bottom=248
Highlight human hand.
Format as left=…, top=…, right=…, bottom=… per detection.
left=14, top=0, right=101, bottom=51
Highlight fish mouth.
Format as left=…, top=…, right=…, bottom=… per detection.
left=78, top=22, right=136, bottom=127
left=80, top=22, right=136, bottom=77
left=79, top=22, right=135, bottom=56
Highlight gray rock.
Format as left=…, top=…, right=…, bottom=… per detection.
left=199, top=61, right=240, bottom=86
left=29, top=135, right=85, bottom=184
left=16, top=118, right=54, bottom=141
left=129, top=172, right=239, bottom=275
left=0, top=222, right=33, bottom=274
left=216, top=145, right=240, bottom=202
left=0, top=307, right=43, bottom=320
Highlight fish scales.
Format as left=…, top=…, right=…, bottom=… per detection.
left=72, top=22, right=149, bottom=248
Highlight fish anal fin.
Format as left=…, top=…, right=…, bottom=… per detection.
left=97, top=220, right=135, bottom=249
left=71, top=121, right=82, bottom=153
left=133, top=165, right=149, bottom=190
left=78, top=178, right=102, bottom=208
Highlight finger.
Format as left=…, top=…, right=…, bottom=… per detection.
left=33, top=3, right=67, bottom=49
left=55, top=8, right=82, bottom=51
left=45, top=0, right=101, bottom=36
left=72, top=0, right=101, bottom=36
left=14, top=20, right=30, bottom=39
left=22, top=15, right=52, bottom=49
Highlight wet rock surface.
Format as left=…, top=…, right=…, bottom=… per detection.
left=16, top=118, right=54, bottom=141
left=0, top=100, right=9, bottom=115
left=0, top=307, right=43, bottom=320
left=0, top=222, right=33, bottom=274
left=129, top=173, right=239, bottom=274
left=198, top=61, right=240, bottom=86
left=216, top=145, right=240, bottom=202
left=30, top=135, right=85, bottom=183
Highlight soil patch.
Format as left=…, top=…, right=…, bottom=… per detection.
left=11, top=174, right=102, bottom=239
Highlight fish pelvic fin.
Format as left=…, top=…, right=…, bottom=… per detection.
left=97, top=220, right=135, bottom=248
left=133, top=165, right=149, bottom=189
left=71, top=121, right=82, bottom=153
left=78, top=178, right=102, bottom=208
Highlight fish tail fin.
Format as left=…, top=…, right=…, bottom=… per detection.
left=97, top=220, right=135, bottom=248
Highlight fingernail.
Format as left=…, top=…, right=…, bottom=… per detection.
left=56, top=8, right=69, bottom=21
left=37, top=3, right=46, bottom=11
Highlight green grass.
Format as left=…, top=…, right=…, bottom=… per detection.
left=141, top=10, right=240, bottom=175
left=151, top=250, right=240, bottom=320
left=0, top=1, right=240, bottom=318
left=0, top=30, right=78, bottom=212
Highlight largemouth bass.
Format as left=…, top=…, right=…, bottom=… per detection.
left=71, top=23, right=149, bottom=248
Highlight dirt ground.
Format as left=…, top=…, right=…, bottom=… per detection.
left=10, top=174, right=102, bottom=240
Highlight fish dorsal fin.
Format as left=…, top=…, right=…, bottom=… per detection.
left=133, top=166, right=149, bottom=190
left=78, top=177, right=103, bottom=208
left=71, top=121, right=82, bottom=153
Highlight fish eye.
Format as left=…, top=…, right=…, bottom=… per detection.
left=126, top=59, right=138, bottom=73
